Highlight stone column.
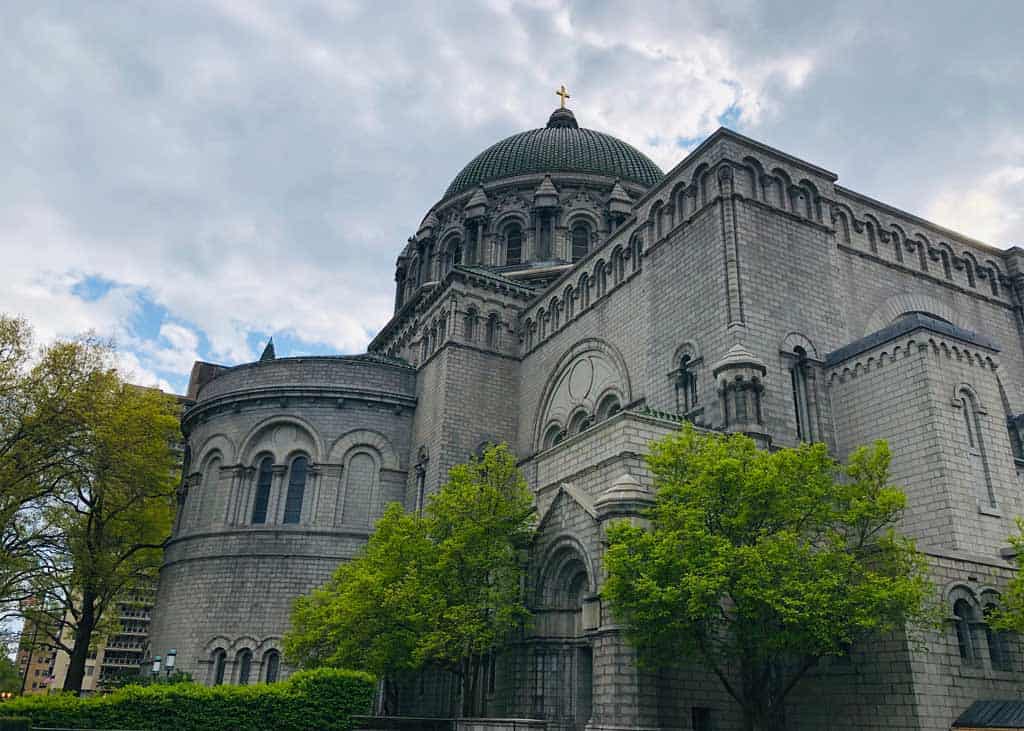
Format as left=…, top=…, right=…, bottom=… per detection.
left=270, top=465, right=288, bottom=524
left=590, top=475, right=661, bottom=730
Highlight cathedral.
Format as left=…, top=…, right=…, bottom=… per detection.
left=148, top=94, right=1024, bottom=730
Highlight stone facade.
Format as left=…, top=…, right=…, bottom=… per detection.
left=149, top=110, right=1024, bottom=729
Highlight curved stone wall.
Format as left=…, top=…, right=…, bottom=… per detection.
left=148, top=355, right=416, bottom=684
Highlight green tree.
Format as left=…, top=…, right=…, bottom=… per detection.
left=285, top=502, right=435, bottom=711
left=603, top=426, right=932, bottom=731
left=0, top=644, right=20, bottom=693
left=991, top=518, right=1024, bottom=633
left=285, top=443, right=535, bottom=716
left=0, top=316, right=111, bottom=638
left=418, top=444, right=535, bottom=715
left=29, top=378, right=180, bottom=693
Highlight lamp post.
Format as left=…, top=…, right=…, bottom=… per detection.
left=165, top=649, right=176, bottom=679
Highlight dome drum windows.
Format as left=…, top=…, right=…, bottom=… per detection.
left=571, top=222, right=592, bottom=263
left=505, top=224, right=523, bottom=266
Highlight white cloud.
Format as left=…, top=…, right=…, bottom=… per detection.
left=0, top=0, right=1022, bottom=396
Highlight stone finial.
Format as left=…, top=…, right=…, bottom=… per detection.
left=595, top=472, right=655, bottom=522
left=712, top=342, right=766, bottom=378
left=464, top=185, right=490, bottom=220
left=533, top=175, right=560, bottom=208
left=608, top=178, right=632, bottom=217
left=259, top=337, right=276, bottom=362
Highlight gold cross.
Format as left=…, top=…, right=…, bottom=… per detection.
left=556, top=84, right=571, bottom=109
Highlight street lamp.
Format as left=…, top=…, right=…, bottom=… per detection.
left=151, top=655, right=162, bottom=678
left=165, top=649, right=176, bottom=679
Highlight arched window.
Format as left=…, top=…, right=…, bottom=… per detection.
left=237, top=649, right=252, bottom=685
left=568, top=411, right=591, bottom=435
left=571, top=223, right=590, bottom=262
left=212, top=648, right=227, bottom=686
left=264, top=650, right=281, bottom=683
left=283, top=456, right=307, bottom=524
left=464, top=308, right=479, bottom=342
left=450, top=240, right=463, bottom=268
left=790, top=347, right=812, bottom=441
left=506, top=225, right=522, bottom=265
left=954, top=599, right=978, bottom=666
left=984, top=602, right=1012, bottom=671
left=678, top=355, right=698, bottom=413
left=596, top=394, right=621, bottom=421
left=251, top=457, right=273, bottom=525
left=543, top=423, right=565, bottom=450
left=486, top=314, right=499, bottom=348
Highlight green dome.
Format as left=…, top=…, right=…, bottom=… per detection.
left=443, top=108, right=664, bottom=200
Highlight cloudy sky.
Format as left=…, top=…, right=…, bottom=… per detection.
left=2, top=1, right=1022, bottom=394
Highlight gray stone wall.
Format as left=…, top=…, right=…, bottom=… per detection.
left=149, top=356, right=416, bottom=683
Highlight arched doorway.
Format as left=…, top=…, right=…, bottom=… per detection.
left=536, top=544, right=594, bottom=731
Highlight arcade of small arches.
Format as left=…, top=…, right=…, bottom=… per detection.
left=522, top=233, right=643, bottom=354
left=205, top=639, right=283, bottom=687
left=636, top=154, right=1010, bottom=306
left=416, top=304, right=506, bottom=364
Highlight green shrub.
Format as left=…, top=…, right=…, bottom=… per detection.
left=1, top=667, right=374, bottom=730
left=0, top=718, right=31, bottom=731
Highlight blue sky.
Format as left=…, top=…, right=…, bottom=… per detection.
left=1, top=1, right=1022, bottom=394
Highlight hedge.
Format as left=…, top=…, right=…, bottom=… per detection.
left=0, top=719, right=31, bottom=731
left=0, top=668, right=374, bottom=730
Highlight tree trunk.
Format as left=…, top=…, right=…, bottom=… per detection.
left=63, top=589, right=97, bottom=694
left=742, top=706, right=787, bottom=731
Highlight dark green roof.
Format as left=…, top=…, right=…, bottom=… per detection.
left=444, top=108, right=664, bottom=199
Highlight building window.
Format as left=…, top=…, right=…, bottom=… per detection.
left=265, top=650, right=280, bottom=683
left=486, top=314, right=499, bottom=348
left=984, top=602, right=1012, bottom=671
left=464, top=308, right=479, bottom=342
left=506, top=225, right=522, bottom=265
left=212, top=649, right=227, bottom=686
left=954, top=599, right=978, bottom=666
left=251, top=457, right=273, bottom=524
left=283, top=456, right=308, bottom=524
left=237, top=650, right=252, bottom=685
left=677, top=355, right=698, bottom=414
left=568, top=411, right=591, bottom=435
left=790, top=347, right=812, bottom=441
left=596, top=394, right=621, bottom=421
left=571, top=223, right=590, bottom=262
left=543, top=424, right=565, bottom=449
